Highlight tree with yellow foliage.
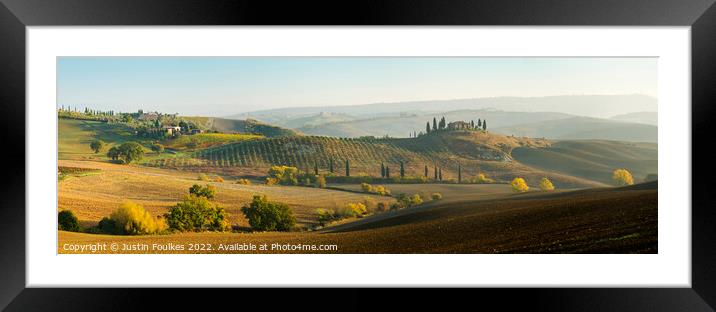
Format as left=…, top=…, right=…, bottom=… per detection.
left=510, top=177, right=529, bottom=192
left=539, top=177, right=555, bottom=191
left=612, top=169, right=634, bottom=186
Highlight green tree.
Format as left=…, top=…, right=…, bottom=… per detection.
left=434, top=165, right=438, bottom=180
left=438, top=168, right=442, bottom=181
left=345, top=159, right=350, bottom=177
left=241, top=195, right=296, bottom=231
left=150, top=142, right=164, bottom=154
left=165, top=196, right=229, bottom=232
left=89, top=140, right=105, bottom=154
left=426, top=122, right=431, bottom=134
left=385, top=166, right=390, bottom=179
left=424, top=165, right=428, bottom=177
left=107, top=146, right=120, bottom=161
left=399, top=161, right=405, bottom=178
left=314, top=161, right=319, bottom=176
left=439, top=116, right=446, bottom=129
left=483, top=120, right=487, bottom=131
left=189, top=184, right=216, bottom=199
left=117, top=142, right=145, bottom=164
left=478, top=119, right=482, bottom=128
left=381, top=162, right=386, bottom=178
left=58, top=210, right=80, bottom=232
left=432, top=117, right=437, bottom=131
left=329, top=158, right=334, bottom=174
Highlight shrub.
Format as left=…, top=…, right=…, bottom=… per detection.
left=89, top=140, right=104, bottom=154
left=315, top=175, right=327, bottom=188
left=347, top=202, right=368, bottom=216
left=267, top=166, right=300, bottom=186
left=189, top=184, right=216, bottom=199
left=214, top=176, right=224, bottom=183
left=612, top=169, right=634, bottom=186
left=431, top=193, right=443, bottom=200
left=409, top=194, right=423, bottom=206
left=389, top=202, right=404, bottom=211
left=511, top=177, right=529, bottom=192
left=241, top=195, right=296, bottom=231
left=361, top=182, right=373, bottom=193
left=165, top=195, right=230, bottom=232
left=102, top=201, right=168, bottom=235
left=475, top=173, right=494, bottom=183
left=265, top=177, right=279, bottom=186
left=58, top=210, right=80, bottom=232
left=539, top=177, right=555, bottom=191
left=374, top=185, right=391, bottom=196
left=316, top=208, right=337, bottom=226
left=236, top=178, right=252, bottom=185
left=198, top=173, right=211, bottom=181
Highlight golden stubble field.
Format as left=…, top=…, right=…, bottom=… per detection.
left=58, top=160, right=395, bottom=228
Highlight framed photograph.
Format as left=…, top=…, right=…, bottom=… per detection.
left=1, top=0, right=715, bottom=310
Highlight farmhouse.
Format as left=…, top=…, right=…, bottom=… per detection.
left=163, top=125, right=182, bottom=135
left=447, top=121, right=471, bottom=130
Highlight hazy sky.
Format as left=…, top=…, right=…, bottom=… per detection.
left=58, top=57, right=657, bottom=117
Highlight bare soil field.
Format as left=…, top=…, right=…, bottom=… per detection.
left=59, top=182, right=657, bottom=254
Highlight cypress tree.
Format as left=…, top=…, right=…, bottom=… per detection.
left=381, top=162, right=385, bottom=178
left=471, top=120, right=475, bottom=128
left=314, top=161, right=318, bottom=176
left=329, top=158, right=334, bottom=173
left=386, top=166, right=390, bottom=179
left=478, top=119, right=482, bottom=128
left=426, top=122, right=431, bottom=134
left=439, top=168, right=443, bottom=181
left=400, top=161, right=405, bottom=178
left=434, top=164, right=438, bottom=180
left=424, top=165, right=428, bottom=177
left=432, top=118, right=437, bottom=131
left=483, top=120, right=487, bottom=131
left=345, top=159, right=350, bottom=177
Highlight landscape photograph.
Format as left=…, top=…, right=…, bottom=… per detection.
left=56, top=57, right=658, bottom=254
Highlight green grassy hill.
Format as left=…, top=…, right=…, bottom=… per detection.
left=59, top=117, right=657, bottom=188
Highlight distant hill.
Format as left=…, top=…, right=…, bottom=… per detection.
left=296, top=110, right=573, bottom=138
left=610, top=111, right=658, bottom=125
left=492, top=117, right=657, bottom=143
left=273, top=112, right=359, bottom=129
left=227, top=94, right=657, bottom=122
left=182, top=116, right=297, bottom=137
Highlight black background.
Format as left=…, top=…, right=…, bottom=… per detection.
left=1, top=0, right=714, bottom=311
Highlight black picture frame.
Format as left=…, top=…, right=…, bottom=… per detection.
left=1, top=0, right=714, bottom=310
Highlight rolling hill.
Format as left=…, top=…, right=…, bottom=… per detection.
left=296, top=110, right=573, bottom=138
left=493, top=116, right=658, bottom=143
left=228, top=94, right=657, bottom=122
left=511, top=140, right=657, bottom=185
left=610, top=111, right=658, bottom=125
left=181, top=116, right=298, bottom=137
